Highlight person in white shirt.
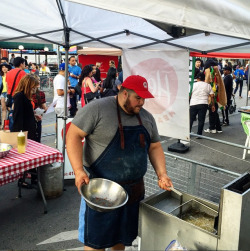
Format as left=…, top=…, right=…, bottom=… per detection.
left=53, top=63, right=73, bottom=117
left=190, top=72, right=215, bottom=137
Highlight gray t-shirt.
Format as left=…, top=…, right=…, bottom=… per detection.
left=72, top=96, right=160, bottom=167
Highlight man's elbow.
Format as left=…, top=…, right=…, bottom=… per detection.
left=149, top=141, right=162, bottom=153
left=66, top=124, right=86, bottom=145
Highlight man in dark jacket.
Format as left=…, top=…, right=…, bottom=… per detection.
left=222, top=66, right=233, bottom=126
left=93, top=62, right=101, bottom=82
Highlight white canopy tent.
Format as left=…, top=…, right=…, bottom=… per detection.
left=1, top=0, right=250, bottom=178
left=1, top=0, right=250, bottom=51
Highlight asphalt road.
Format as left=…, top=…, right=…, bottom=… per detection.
left=1, top=85, right=250, bottom=250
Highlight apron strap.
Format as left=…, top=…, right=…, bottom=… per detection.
left=136, top=114, right=145, bottom=148
left=117, top=98, right=125, bottom=149
left=116, top=98, right=145, bottom=149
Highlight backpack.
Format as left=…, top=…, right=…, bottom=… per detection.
left=236, top=71, right=243, bottom=81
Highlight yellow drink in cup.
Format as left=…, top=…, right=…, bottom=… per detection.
left=17, top=131, right=26, bottom=154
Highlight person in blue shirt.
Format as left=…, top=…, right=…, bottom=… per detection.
left=68, top=56, right=82, bottom=117
left=233, top=65, right=245, bottom=98
left=24, top=65, right=30, bottom=73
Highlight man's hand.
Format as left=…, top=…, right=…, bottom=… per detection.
left=211, top=105, right=216, bottom=112
left=75, top=169, right=89, bottom=194
left=158, top=174, right=173, bottom=191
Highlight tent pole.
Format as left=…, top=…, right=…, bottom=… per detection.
left=57, top=45, right=61, bottom=67
left=0, top=23, right=63, bottom=46
left=206, top=41, right=250, bottom=53
left=72, top=29, right=122, bottom=49
left=0, top=29, right=64, bottom=43
left=62, top=28, right=70, bottom=190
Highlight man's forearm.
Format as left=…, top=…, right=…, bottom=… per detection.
left=148, top=142, right=173, bottom=190
left=66, top=132, right=85, bottom=175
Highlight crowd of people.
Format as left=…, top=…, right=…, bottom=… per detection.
left=53, top=57, right=123, bottom=118
left=190, top=57, right=249, bottom=137
left=0, top=54, right=125, bottom=142
left=0, top=56, right=48, bottom=139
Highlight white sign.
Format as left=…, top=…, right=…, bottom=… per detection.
left=123, top=49, right=190, bottom=141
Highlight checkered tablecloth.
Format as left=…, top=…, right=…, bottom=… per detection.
left=0, top=140, right=64, bottom=186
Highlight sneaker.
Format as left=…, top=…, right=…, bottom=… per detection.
left=217, top=130, right=223, bottom=133
left=222, top=123, right=229, bottom=126
left=204, top=129, right=216, bottom=133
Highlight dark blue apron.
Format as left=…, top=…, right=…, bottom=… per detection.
left=82, top=99, right=151, bottom=249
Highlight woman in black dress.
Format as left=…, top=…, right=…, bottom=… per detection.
left=12, top=74, right=39, bottom=140
left=12, top=74, right=39, bottom=188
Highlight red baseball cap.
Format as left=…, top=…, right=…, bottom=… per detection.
left=122, top=75, right=154, bottom=99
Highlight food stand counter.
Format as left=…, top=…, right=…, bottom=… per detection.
left=139, top=173, right=250, bottom=250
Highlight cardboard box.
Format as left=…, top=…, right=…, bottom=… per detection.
left=0, top=131, right=28, bottom=149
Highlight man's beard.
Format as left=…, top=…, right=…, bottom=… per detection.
left=124, top=97, right=142, bottom=115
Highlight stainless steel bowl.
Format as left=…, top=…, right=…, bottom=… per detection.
left=0, top=143, right=13, bottom=158
left=80, top=178, right=128, bottom=212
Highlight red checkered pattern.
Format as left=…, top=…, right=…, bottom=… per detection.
left=0, top=140, right=64, bottom=186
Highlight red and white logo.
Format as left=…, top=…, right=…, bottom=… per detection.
left=132, top=58, right=178, bottom=122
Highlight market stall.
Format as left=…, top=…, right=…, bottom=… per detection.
left=1, top=1, right=250, bottom=248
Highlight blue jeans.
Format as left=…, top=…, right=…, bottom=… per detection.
left=69, top=93, right=77, bottom=117
left=234, top=80, right=243, bottom=96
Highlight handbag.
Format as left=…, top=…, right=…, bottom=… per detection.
left=83, top=79, right=96, bottom=103
left=6, top=70, right=22, bottom=108
left=74, top=83, right=82, bottom=96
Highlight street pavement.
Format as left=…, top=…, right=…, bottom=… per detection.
left=1, top=84, right=250, bottom=250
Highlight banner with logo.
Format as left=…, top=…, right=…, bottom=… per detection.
left=122, top=49, right=190, bottom=141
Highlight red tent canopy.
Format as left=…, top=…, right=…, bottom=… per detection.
left=190, top=51, right=250, bottom=59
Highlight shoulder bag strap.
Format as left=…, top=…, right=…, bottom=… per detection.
left=10, top=70, right=22, bottom=96
left=83, top=78, right=88, bottom=104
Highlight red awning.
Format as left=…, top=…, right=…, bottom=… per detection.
left=190, top=51, right=250, bottom=59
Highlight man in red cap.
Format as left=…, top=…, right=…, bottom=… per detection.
left=66, top=75, right=173, bottom=250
